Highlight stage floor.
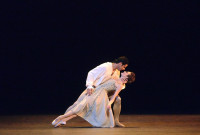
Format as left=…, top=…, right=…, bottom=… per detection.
left=0, top=115, right=200, bottom=135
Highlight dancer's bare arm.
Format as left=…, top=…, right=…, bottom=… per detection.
left=107, top=85, right=123, bottom=109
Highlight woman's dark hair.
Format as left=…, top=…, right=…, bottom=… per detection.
left=112, top=56, right=129, bottom=65
left=127, top=72, right=136, bottom=84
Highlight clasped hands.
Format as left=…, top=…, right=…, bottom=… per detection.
left=86, top=88, right=94, bottom=96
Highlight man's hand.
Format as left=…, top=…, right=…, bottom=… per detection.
left=86, top=88, right=94, bottom=96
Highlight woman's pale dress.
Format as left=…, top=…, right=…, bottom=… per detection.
left=65, top=79, right=119, bottom=127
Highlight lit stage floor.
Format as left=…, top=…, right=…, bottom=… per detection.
left=0, top=115, right=200, bottom=135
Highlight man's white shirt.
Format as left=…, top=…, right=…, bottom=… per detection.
left=86, top=62, right=122, bottom=89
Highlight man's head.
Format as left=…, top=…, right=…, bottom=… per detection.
left=112, top=56, right=129, bottom=71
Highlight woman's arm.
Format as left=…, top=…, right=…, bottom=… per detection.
left=107, top=84, right=123, bottom=109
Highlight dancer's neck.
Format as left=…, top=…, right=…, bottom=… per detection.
left=112, top=63, right=117, bottom=71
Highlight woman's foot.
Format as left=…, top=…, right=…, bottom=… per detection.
left=54, top=120, right=64, bottom=128
left=52, top=116, right=63, bottom=126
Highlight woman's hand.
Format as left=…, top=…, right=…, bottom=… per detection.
left=107, top=104, right=111, bottom=110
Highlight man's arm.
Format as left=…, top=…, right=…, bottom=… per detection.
left=86, top=65, right=107, bottom=95
left=86, top=65, right=107, bottom=88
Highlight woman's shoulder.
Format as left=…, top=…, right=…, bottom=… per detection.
left=104, top=79, right=123, bottom=90
left=108, top=79, right=118, bottom=84
left=113, top=79, right=124, bottom=90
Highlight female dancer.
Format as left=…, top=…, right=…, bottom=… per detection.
left=52, top=71, right=135, bottom=128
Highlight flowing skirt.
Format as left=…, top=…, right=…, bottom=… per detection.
left=64, top=86, right=114, bottom=128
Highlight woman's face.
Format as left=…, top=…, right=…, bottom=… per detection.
left=121, top=71, right=130, bottom=77
left=121, top=71, right=131, bottom=82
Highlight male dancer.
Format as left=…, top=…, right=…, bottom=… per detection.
left=85, top=56, right=129, bottom=127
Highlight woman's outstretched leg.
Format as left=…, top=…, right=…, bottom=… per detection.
left=52, top=110, right=75, bottom=126
left=54, top=114, right=77, bottom=127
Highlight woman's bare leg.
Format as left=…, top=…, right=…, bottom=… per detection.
left=54, top=115, right=77, bottom=127
left=52, top=110, right=75, bottom=126
left=62, top=114, right=77, bottom=123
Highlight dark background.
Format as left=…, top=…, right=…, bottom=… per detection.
left=1, top=1, right=199, bottom=115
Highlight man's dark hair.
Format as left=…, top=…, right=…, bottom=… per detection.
left=112, top=56, right=129, bottom=65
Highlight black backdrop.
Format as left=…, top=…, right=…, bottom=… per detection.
left=1, top=1, right=199, bottom=115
